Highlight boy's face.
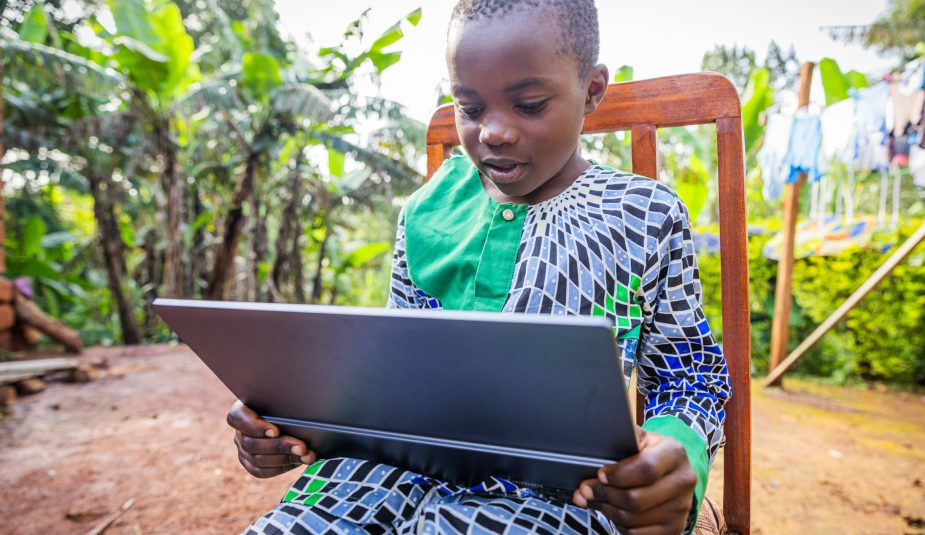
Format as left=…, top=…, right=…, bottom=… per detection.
left=446, top=9, right=607, bottom=203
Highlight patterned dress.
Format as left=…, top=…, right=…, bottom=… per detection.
left=244, top=156, right=730, bottom=535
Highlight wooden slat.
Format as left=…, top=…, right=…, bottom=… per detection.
left=631, top=125, right=658, bottom=179
left=426, top=144, right=451, bottom=181
left=765, top=221, right=925, bottom=387
left=716, top=116, right=751, bottom=535
left=426, top=72, right=741, bottom=148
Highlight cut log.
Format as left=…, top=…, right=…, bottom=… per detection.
left=0, top=329, right=11, bottom=351
left=0, top=385, right=15, bottom=409
left=13, top=294, right=83, bottom=353
left=0, top=358, right=79, bottom=385
left=0, top=278, right=13, bottom=303
left=70, top=363, right=100, bottom=383
left=15, top=377, right=46, bottom=395
left=0, top=304, right=14, bottom=330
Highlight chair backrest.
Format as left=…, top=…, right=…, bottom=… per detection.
left=425, top=72, right=751, bottom=535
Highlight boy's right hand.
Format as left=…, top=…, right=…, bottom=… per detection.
left=227, top=400, right=316, bottom=478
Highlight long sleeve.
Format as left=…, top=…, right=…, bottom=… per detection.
left=635, top=195, right=731, bottom=529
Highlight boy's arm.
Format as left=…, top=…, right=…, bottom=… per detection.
left=636, top=195, right=731, bottom=528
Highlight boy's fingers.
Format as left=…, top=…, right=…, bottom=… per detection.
left=247, top=453, right=304, bottom=468
left=598, top=437, right=685, bottom=488
left=581, top=468, right=692, bottom=515
left=227, top=400, right=280, bottom=438
left=238, top=453, right=295, bottom=479
left=236, top=432, right=309, bottom=456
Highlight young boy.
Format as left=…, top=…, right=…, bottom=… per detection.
left=228, top=1, right=730, bottom=534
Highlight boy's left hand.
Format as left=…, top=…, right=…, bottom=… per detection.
left=573, top=428, right=696, bottom=535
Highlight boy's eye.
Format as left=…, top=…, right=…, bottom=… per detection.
left=515, top=100, right=548, bottom=115
left=456, top=104, right=482, bottom=118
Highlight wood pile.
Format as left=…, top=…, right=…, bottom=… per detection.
left=0, top=356, right=109, bottom=411
left=0, top=276, right=83, bottom=353
left=0, top=275, right=89, bottom=411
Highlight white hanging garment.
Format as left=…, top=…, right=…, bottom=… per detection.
left=758, top=113, right=792, bottom=201
left=820, top=98, right=857, bottom=163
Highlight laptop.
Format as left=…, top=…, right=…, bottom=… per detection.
left=153, top=299, right=638, bottom=495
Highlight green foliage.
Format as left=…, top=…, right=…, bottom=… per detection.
left=741, top=68, right=774, bottom=153
left=818, top=58, right=871, bottom=106
left=613, top=65, right=633, bottom=83
left=697, top=222, right=925, bottom=385
left=831, top=0, right=925, bottom=61
left=241, top=52, right=282, bottom=102
left=18, top=3, right=52, bottom=43
left=108, top=0, right=197, bottom=101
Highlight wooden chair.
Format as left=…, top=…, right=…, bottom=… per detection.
left=425, top=72, right=751, bottom=535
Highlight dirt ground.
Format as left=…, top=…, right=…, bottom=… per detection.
left=0, top=345, right=923, bottom=535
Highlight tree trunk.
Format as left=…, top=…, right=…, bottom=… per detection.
left=270, top=168, right=304, bottom=301
left=206, top=151, right=259, bottom=300
left=309, top=218, right=329, bottom=304
left=250, top=190, right=268, bottom=302
left=157, top=120, right=184, bottom=298
left=88, top=168, right=141, bottom=345
left=188, top=191, right=208, bottom=298
left=139, top=230, right=162, bottom=338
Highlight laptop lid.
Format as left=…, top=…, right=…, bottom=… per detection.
left=154, top=299, right=638, bottom=489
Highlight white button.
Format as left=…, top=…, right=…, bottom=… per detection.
left=502, top=209, right=515, bottom=221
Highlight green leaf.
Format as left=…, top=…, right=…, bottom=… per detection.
left=819, top=57, right=850, bottom=106
left=344, top=242, right=391, bottom=268
left=328, top=146, right=345, bottom=177
left=844, top=69, right=870, bottom=90
left=406, top=7, right=422, bottom=26
left=740, top=67, right=774, bottom=152
left=370, top=22, right=403, bottom=52
left=22, top=217, right=47, bottom=257
left=19, top=4, right=49, bottom=43
left=367, top=51, right=402, bottom=73
left=242, top=52, right=282, bottom=101
left=119, top=220, right=136, bottom=248
left=614, top=65, right=633, bottom=83
left=109, top=0, right=195, bottom=98
left=675, top=154, right=709, bottom=221
left=334, top=168, right=372, bottom=193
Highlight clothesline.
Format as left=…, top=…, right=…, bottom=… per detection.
left=758, top=57, right=925, bottom=260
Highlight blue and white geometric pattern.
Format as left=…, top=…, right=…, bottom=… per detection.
left=390, top=165, right=730, bottom=460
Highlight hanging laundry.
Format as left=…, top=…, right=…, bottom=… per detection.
left=783, top=114, right=824, bottom=183
left=911, top=145, right=925, bottom=187
left=757, top=113, right=792, bottom=201
left=854, top=82, right=891, bottom=172
left=889, top=82, right=924, bottom=137
left=889, top=123, right=918, bottom=167
left=820, top=97, right=857, bottom=163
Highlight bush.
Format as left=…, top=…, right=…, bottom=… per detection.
left=697, top=220, right=925, bottom=385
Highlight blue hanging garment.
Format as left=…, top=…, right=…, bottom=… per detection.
left=783, top=114, right=824, bottom=183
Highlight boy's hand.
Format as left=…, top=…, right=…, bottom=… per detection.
left=573, top=428, right=696, bottom=535
left=227, top=400, right=316, bottom=478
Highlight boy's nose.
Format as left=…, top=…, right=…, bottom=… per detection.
left=478, top=119, right=518, bottom=146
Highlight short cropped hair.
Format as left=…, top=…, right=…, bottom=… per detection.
left=450, top=0, right=600, bottom=77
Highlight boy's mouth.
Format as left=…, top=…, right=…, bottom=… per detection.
left=482, top=160, right=526, bottom=183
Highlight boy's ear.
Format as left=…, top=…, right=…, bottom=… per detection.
left=584, top=64, right=610, bottom=116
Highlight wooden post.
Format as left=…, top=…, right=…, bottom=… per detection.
left=767, top=61, right=814, bottom=387
left=1, top=58, right=5, bottom=275
left=765, top=222, right=925, bottom=386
